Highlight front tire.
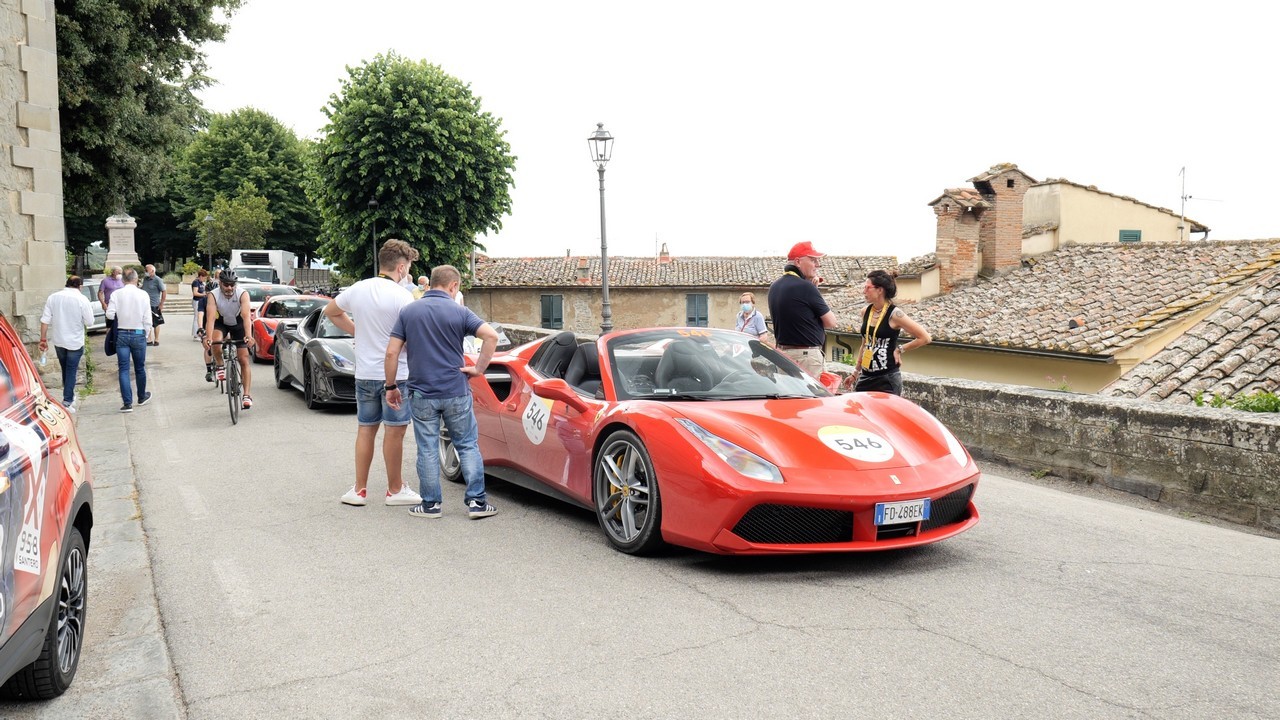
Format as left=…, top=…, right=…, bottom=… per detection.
left=303, top=361, right=321, bottom=410
left=274, top=352, right=290, bottom=389
left=594, top=430, right=664, bottom=555
left=0, top=529, right=87, bottom=699
left=439, top=429, right=462, bottom=484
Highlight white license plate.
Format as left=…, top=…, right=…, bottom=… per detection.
left=874, top=498, right=931, bottom=525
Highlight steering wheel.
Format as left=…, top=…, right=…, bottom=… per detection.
left=719, top=369, right=760, bottom=384
left=628, top=374, right=655, bottom=394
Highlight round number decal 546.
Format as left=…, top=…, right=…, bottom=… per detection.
left=818, top=425, right=895, bottom=463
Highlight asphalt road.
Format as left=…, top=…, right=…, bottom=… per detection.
left=5, top=335, right=1279, bottom=719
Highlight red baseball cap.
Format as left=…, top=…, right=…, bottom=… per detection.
left=787, top=241, right=826, bottom=261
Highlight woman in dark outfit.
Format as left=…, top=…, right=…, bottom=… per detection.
left=851, top=270, right=931, bottom=395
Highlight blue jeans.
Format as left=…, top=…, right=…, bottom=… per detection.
left=54, top=345, right=83, bottom=405
left=409, top=391, right=485, bottom=505
left=116, top=330, right=148, bottom=405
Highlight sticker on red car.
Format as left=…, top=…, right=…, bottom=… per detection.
left=818, top=425, right=896, bottom=463
left=522, top=395, right=554, bottom=444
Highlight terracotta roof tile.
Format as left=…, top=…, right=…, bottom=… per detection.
left=897, top=252, right=937, bottom=277
left=827, top=240, right=1280, bottom=356
left=1105, top=266, right=1280, bottom=403
left=472, top=255, right=898, bottom=289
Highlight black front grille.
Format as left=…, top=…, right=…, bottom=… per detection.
left=331, top=376, right=356, bottom=399
left=732, top=504, right=854, bottom=545
left=921, top=484, right=974, bottom=532
left=876, top=522, right=918, bottom=540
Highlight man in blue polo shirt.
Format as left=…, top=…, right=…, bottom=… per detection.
left=385, top=265, right=500, bottom=520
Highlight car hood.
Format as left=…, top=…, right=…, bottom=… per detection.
left=666, top=394, right=968, bottom=472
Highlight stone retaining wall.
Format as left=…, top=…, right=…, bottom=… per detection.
left=903, top=374, right=1280, bottom=533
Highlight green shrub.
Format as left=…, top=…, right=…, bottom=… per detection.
left=1193, top=389, right=1280, bottom=413
left=181, top=260, right=202, bottom=275
left=163, top=272, right=181, bottom=283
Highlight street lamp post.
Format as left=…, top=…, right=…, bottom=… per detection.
left=368, top=199, right=379, bottom=278
left=203, top=213, right=214, bottom=269
left=587, top=122, right=614, bottom=334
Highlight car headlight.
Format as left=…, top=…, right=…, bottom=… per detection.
left=676, top=419, right=783, bottom=483
left=322, top=346, right=353, bottom=370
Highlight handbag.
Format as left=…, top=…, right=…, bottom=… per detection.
left=105, top=323, right=117, bottom=356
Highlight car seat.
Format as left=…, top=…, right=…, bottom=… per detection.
left=655, top=340, right=714, bottom=392
left=563, top=343, right=603, bottom=396
left=529, top=331, right=578, bottom=380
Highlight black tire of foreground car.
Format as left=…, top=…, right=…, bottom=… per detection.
left=1, top=528, right=88, bottom=699
left=594, top=430, right=664, bottom=555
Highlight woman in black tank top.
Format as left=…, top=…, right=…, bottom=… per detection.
left=852, top=270, right=932, bottom=395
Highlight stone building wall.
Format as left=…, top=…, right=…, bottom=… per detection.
left=2, top=0, right=64, bottom=341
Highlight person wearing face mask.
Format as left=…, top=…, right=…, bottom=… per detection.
left=325, top=238, right=423, bottom=509
left=734, top=292, right=769, bottom=342
left=98, top=266, right=125, bottom=338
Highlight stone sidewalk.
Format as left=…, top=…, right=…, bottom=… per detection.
left=0, top=332, right=184, bottom=718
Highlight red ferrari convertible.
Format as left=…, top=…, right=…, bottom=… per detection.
left=447, top=327, right=979, bottom=556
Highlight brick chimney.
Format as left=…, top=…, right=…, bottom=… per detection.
left=657, top=242, right=671, bottom=265
left=575, top=257, right=590, bottom=282
left=929, top=189, right=988, bottom=292
left=969, top=163, right=1036, bottom=277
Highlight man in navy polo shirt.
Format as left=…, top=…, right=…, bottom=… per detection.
left=385, top=265, right=500, bottom=519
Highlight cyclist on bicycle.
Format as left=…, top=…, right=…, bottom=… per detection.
left=203, top=270, right=257, bottom=409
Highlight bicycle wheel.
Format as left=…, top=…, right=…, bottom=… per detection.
left=226, top=360, right=241, bottom=425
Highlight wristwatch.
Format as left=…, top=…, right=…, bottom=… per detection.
left=384, top=383, right=398, bottom=391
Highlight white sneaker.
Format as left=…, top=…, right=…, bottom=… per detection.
left=340, top=486, right=368, bottom=506
left=385, top=486, right=423, bottom=506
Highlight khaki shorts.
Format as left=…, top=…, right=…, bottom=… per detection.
left=780, top=347, right=825, bottom=378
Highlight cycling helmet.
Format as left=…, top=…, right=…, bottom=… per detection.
left=219, top=270, right=238, bottom=284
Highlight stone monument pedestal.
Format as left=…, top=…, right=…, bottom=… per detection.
left=103, top=213, right=140, bottom=269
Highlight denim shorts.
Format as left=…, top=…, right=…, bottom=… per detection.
left=355, top=378, right=411, bottom=427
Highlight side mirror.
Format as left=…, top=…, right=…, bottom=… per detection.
left=531, top=378, right=591, bottom=414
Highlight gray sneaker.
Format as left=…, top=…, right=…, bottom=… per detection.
left=119, top=404, right=133, bottom=413
left=138, top=391, right=153, bottom=406
left=466, top=499, right=498, bottom=519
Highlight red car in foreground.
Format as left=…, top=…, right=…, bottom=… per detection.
left=251, top=295, right=329, bottom=362
left=445, top=327, right=979, bottom=556
left=0, top=314, right=93, bottom=698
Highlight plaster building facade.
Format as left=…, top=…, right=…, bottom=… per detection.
left=468, top=250, right=895, bottom=335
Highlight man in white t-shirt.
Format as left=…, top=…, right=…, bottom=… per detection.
left=324, top=239, right=424, bottom=508
left=39, top=275, right=96, bottom=412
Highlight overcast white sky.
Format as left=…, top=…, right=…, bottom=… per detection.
left=197, top=1, right=1277, bottom=263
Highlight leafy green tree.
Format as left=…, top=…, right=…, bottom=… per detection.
left=174, top=108, right=321, bottom=263
left=194, top=182, right=274, bottom=266
left=310, top=52, right=516, bottom=278
left=56, top=0, right=244, bottom=217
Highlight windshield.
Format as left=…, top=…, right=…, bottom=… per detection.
left=607, top=328, right=831, bottom=401
left=243, top=285, right=297, bottom=303
left=236, top=267, right=275, bottom=283
left=262, top=297, right=327, bottom=319
left=317, top=313, right=352, bottom=339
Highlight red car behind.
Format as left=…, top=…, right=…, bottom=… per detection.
left=251, top=295, right=329, bottom=362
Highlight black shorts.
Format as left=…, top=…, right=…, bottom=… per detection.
left=855, top=371, right=902, bottom=395
left=213, top=320, right=246, bottom=342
